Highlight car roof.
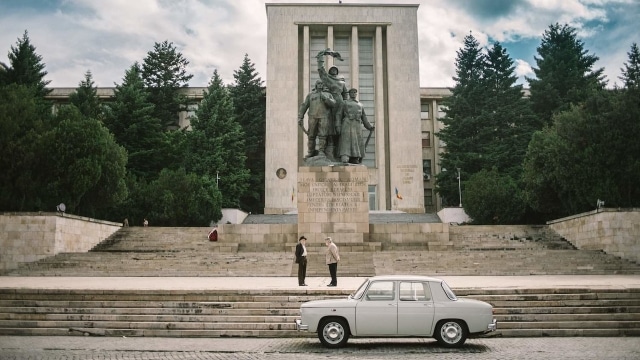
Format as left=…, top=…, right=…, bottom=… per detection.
left=367, top=275, right=444, bottom=283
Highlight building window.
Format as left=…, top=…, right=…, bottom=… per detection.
left=420, top=102, right=430, bottom=119
left=424, top=189, right=434, bottom=207
left=423, top=160, right=431, bottom=181
left=309, top=36, right=328, bottom=89
left=368, top=185, right=377, bottom=210
left=421, top=131, right=431, bottom=148
left=359, top=35, right=376, bottom=168
left=334, top=36, right=351, bottom=86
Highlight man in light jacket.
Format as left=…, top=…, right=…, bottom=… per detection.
left=325, top=237, right=340, bottom=287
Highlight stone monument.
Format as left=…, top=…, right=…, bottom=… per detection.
left=297, top=165, right=369, bottom=244
left=296, top=48, right=372, bottom=242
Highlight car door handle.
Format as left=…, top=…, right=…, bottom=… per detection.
left=389, top=303, right=397, bottom=306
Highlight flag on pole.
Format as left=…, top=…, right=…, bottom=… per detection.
left=395, top=187, right=403, bottom=200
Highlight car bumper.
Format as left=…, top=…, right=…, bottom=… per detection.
left=487, top=319, right=497, bottom=332
left=295, top=319, right=308, bottom=331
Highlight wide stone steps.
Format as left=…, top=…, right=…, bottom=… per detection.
left=1, top=288, right=639, bottom=337
left=461, top=289, right=640, bottom=337
left=8, top=249, right=640, bottom=276
left=7, top=225, right=640, bottom=277
left=373, top=250, right=640, bottom=275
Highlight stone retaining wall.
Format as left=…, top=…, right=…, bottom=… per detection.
left=548, top=208, right=640, bottom=264
left=0, top=213, right=121, bottom=272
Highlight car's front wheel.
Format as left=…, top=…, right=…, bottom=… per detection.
left=435, top=320, right=467, bottom=347
left=318, top=317, right=350, bottom=348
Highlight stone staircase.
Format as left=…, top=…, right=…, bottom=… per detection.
left=6, top=226, right=639, bottom=277
left=466, top=287, right=640, bottom=337
left=373, top=250, right=640, bottom=275
left=2, top=225, right=640, bottom=338
left=0, top=287, right=638, bottom=338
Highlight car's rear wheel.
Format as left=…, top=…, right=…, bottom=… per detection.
left=435, top=320, right=467, bottom=347
left=318, top=317, right=349, bottom=348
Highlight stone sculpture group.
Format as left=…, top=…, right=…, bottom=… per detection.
left=298, top=48, right=375, bottom=166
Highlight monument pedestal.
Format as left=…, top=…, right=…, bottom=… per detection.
left=297, top=166, right=369, bottom=244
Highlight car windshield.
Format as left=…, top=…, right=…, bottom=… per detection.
left=441, top=280, right=458, bottom=301
left=349, top=278, right=370, bottom=300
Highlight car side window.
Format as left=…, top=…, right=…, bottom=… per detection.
left=399, top=281, right=432, bottom=302
left=364, top=281, right=396, bottom=301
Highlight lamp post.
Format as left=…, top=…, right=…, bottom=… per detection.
left=457, top=168, right=462, bottom=207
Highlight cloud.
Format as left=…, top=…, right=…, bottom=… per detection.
left=0, top=0, right=637, bottom=88
left=514, top=59, right=534, bottom=79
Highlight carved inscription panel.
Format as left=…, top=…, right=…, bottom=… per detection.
left=301, top=177, right=367, bottom=213
left=397, top=164, right=418, bottom=185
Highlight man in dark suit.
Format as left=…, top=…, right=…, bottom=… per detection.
left=295, top=236, right=308, bottom=286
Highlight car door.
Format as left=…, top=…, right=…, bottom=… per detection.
left=397, top=281, right=435, bottom=335
left=356, top=280, right=397, bottom=335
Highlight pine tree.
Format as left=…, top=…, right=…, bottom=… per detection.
left=141, top=40, right=193, bottom=129
left=436, top=33, right=486, bottom=206
left=527, top=23, right=606, bottom=125
left=103, top=63, right=166, bottom=181
left=481, top=42, right=538, bottom=180
left=69, top=70, right=103, bottom=120
left=230, top=54, right=266, bottom=214
left=4, top=31, right=51, bottom=97
left=0, top=84, right=49, bottom=211
left=620, top=43, right=640, bottom=90
left=186, top=70, right=250, bottom=208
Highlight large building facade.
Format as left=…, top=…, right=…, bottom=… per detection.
left=264, top=2, right=425, bottom=214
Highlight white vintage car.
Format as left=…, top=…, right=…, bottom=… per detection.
left=295, top=275, right=497, bottom=348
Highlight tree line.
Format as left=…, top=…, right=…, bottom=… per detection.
left=437, top=24, right=640, bottom=224
left=1, top=23, right=638, bottom=226
left=0, top=31, right=265, bottom=226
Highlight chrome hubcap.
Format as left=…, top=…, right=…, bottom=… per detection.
left=441, top=322, right=462, bottom=343
left=323, top=322, right=344, bottom=343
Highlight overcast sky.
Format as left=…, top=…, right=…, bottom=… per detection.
left=0, top=0, right=638, bottom=89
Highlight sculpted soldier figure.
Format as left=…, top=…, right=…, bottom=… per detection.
left=298, top=80, right=336, bottom=158
left=316, top=49, right=348, bottom=158
left=335, top=88, right=375, bottom=164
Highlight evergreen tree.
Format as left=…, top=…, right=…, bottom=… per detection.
left=68, top=70, right=103, bottom=120
left=141, top=40, right=193, bottom=129
left=620, top=43, right=640, bottom=90
left=436, top=33, right=486, bottom=206
left=481, top=42, right=539, bottom=180
left=230, top=54, right=266, bottom=214
left=186, top=70, right=250, bottom=209
left=0, top=84, right=49, bottom=210
left=103, top=63, right=166, bottom=181
left=527, top=23, right=606, bottom=125
left=3, top=31, right=51, bottom=97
